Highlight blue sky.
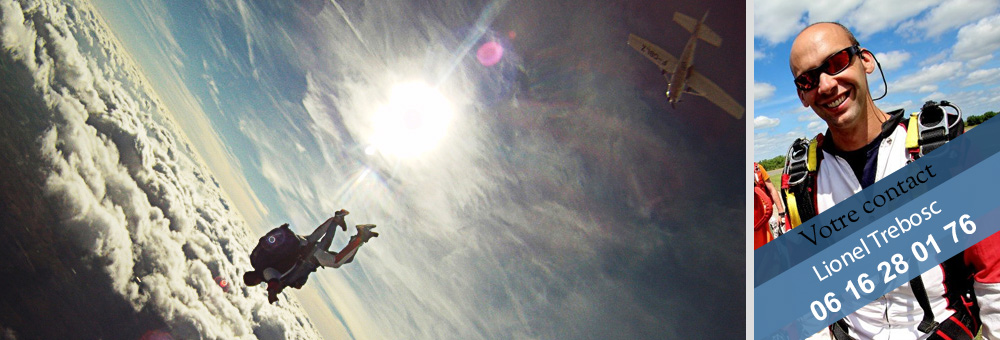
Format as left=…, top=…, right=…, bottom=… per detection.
left=754, top=0, right=1000, bottom=160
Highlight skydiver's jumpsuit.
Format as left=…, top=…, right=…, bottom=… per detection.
left=261, top=216, right=366, bottom=286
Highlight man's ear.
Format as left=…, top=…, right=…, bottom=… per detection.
left=861, top=49, right=876, bottom=74
left=798, top=90, right=808, bottom=107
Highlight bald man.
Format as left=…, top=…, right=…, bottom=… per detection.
left=787, top=23, right=981, bottom=340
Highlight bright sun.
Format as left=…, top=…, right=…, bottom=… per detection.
left=370, top=81, right=455, bottom=159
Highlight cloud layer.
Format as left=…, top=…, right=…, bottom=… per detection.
left=0, top=0, right=320, bottom=338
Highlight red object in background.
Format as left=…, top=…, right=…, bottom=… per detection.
left=214, top=276, right=230, bottom=293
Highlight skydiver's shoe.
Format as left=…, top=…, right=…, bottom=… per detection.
left=334, top=209, right=350, bottom=231
left=355, top=224, right=379, bottom=243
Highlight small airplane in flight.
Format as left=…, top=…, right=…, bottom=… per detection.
left=628, top=11, right=744, bottom=119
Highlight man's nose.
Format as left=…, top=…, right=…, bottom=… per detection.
left=816, top=72, right=838, bottom=94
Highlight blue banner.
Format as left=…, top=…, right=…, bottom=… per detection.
left=753, top=117, right=1000, bottom=340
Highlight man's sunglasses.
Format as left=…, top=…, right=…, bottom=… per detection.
left=794, top=45, right=863, bottom=92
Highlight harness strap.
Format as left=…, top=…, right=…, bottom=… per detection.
left=910, top=276, right=939, bottom=333
left=830, top=319, right=855, bottom=340
left=907, top=100, right=965, bottom=161
left=914, top=253, right=981, bottom=339
left=784, top=191, right=802, bottom=227
left=781, top=135, right=822, bottom=229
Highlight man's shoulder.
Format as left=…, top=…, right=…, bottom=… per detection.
left=885, top=108, right=908, bottom=131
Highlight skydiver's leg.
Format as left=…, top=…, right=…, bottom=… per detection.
left=316, top=220, right=337, bottom=252
left=308, top=213, right=348, bottom=251
left=263, top=267, right=285, bottom=304
left=315, top=224, right=377, bottom=268
left=304, top=219, right=333, bottom=245
left=314, top=240, right=359, bottom=268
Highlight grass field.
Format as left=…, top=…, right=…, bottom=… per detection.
left=767, top=168, right=781, bottom=189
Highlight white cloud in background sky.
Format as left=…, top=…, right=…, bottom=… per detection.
left=892, top=61, right=963, bottom=93
left=898, top=0, right=1000, bottom=38
left=755, top=82, right=777, bottom=101
left=966, top=68, right=1000, bottom=85
left=754, top=116, right=781, bottom=129
left=845, top=0, right=938, bottom=38
left=754, top=0, right=808, bottom=44
left=952, top=14, right=1000, bottom=61
left=873, top=51, right=912, bottom=71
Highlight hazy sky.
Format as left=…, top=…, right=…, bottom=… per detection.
left=754, top=0, right=1000, bottom=159
left=5, top=0, right=746, bottom=338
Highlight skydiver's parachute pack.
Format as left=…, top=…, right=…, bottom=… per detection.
left=250, top=224, right=304, bottom=273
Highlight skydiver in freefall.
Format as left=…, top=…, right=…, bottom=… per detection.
left=244, top=209, right=378, bottom=303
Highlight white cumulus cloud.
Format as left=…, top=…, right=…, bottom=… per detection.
left=755, top=115, right=781, bottom=129
left=873, top=50, right=911, bottom=71
left=891, top=62, right=962, bottom=93
left=967, top=55, right=994, bottom=69
left=755, top=82, right=778, bottom=101
left=807, top=120, right=826, bottom=132
left=966, top=68, right=1000, bottom=86
left=754, top=0, right=808, bottom=44
left=918, top=84, right=939, bottom=93
left=846, top=0, right=939, bottom=39
left=952, top=14, right=1000, bottom=61
left=922, top=91, right=948, bottom=102
left=754, top=130, right=804, bottom=159
left=897, top=0, right=1000, bottom=38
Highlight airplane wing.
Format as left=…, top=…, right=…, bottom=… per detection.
left=627, top=34, right=678, bottom=75
left=687, top=70, right=745, bottom=119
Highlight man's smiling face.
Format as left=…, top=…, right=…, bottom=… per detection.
left=790, top=23, right=875, bottom=133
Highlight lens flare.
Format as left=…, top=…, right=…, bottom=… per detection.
left=476, top=41, right=504, bottom=66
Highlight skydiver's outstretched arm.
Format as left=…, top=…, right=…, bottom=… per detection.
left=315, top=224, right=378, bottom=268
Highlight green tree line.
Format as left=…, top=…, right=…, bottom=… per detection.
left=756, top=155, right=785, bottom=171
left=967, top=111, right=997, bottom=126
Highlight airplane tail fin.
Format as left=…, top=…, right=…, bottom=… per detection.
left=673, top=11, right=722, bottom=47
